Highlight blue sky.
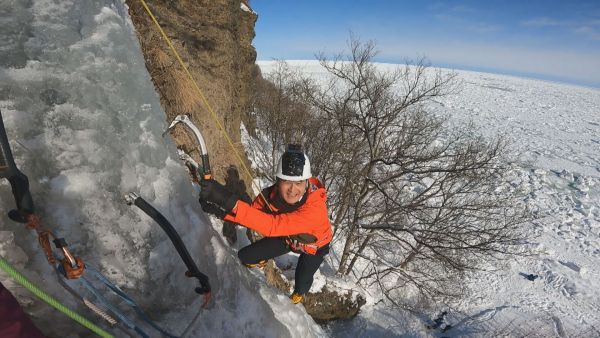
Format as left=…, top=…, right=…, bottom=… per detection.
left=251, top=0, right=600, bottom=88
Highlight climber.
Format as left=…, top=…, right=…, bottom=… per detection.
left=199, top=144, right=332, bottom=304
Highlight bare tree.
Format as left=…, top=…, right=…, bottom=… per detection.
left=247, top=61, right=314, bottom=180
left=249, top=36, right=529, bottom=305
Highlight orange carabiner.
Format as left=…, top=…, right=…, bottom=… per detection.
left=62, top=256, right=85, bottom=279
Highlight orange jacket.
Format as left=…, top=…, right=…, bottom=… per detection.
left=224, top=177, right=332, bottom=248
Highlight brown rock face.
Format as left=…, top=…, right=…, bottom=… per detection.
left=126, top=0, right=257, bottom=186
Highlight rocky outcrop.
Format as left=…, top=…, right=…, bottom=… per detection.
left=126, top=0, right=257, bottom=184
left=303, top=287, right=366, bottom=323
left=263, top=260, right=366, bottom=322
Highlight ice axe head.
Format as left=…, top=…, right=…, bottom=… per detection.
left=162, top=115, right=186, bottom=137
left=163, top=114, right=212, bottom=179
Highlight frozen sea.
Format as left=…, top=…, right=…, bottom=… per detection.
left=258, top=60, right=600, bottom=337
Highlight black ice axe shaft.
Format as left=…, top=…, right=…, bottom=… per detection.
left=125, top=193, right=211, bottom=298
left=0, top=109, right=35, bottom=217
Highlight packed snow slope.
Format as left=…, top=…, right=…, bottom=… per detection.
left=257, top=61, right=600, bottom=337
left=0, top=1, right=322, bottom=337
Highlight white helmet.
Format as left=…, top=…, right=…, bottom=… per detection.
left=276, top=144, right=311, bottom=181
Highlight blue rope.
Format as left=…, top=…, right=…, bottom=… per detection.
left=86, top=266, right=179, bottom=338
left=49, top=242, right=194, bottom=338
left=57, top=265, right=151, bottom=338
left=79, top=276, right=142, bottom=333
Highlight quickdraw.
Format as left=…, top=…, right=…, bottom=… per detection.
left=24, top=215, right=86, bottom=280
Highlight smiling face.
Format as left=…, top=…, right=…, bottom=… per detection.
left=277, top=179, right=308, bottom=205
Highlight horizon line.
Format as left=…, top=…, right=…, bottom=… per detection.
left=256, top=58, right=600, bottom=90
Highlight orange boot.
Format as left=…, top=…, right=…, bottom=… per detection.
left=289, top=292, right=304, bottom=304
left=244, top=260, right=267, bottom=268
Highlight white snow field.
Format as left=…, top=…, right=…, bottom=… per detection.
left=256, top=61, right=600, bottom=337
left=427, top=68, right=600, bottom=337
left=0, top=1, right=322, bottom=337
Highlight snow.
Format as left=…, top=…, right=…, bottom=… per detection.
left=0, top=1, right=320, bottom=337
left=1, top=0, right=599, bottom=336
left=256, top=60, right=600, bottom=337
left=240, top=2, right=255, bottom=14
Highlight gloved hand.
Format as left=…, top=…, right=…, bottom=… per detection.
left=199, top=179, right=239, bottom=214
left=199, top=199, right=227, bottom=219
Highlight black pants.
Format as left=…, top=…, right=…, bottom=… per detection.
left=238, top=237, right=329, bottom=295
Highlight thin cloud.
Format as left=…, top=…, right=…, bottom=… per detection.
left=434, top=13, right=502, bottom=33
left=522, top=17, right=600, bottom=41
left=434, top=13, right=459, bottom=22
left=382, top=40, right=600, bottom=85
left=429, top=2, right=477, bottom=14
left=574, top=26, right=600, bottom=40
left=471, top=22, right=502, bottom=33
left=521, top=17, right=565, bottom=27
left=427, top=2, right=445, bottom=11
left=430, top=3, right=501, bottom=34
left=575, top=19, right=600, bottom=40
left=450, top=5, right=476, bottom=13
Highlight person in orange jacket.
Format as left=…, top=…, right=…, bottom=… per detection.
left=199, top=144, right=332, bottom=304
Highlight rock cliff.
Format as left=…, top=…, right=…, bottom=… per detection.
left=126, top=0, right=257, bottom=186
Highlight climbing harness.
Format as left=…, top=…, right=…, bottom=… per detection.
left=286, top=238, right=319, bottom=256
left=1, top=110, right=194, bottom=337
left=125, top=191, right=212, bottom=307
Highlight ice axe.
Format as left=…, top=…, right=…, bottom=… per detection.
left=125, top=192, right=212, bottom=308
left=164, top=115, right=237, bottom=219
left=163, top=114, right=212, bottom=181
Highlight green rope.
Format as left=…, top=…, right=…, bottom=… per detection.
left=0, top=255, right=114, bottom=338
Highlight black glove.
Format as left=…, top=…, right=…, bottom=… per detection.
left=199, top=200, right=227, bottom=219
left=199, top=179, right=239, bottom=213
